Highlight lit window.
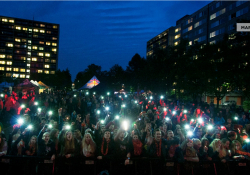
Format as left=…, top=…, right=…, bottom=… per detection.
left=175, top=28, right=179, bottom=33
left=13, top=68, right=19, bottom=72
left=40, top=24, right=45, bottom=27
left=53, top=25, right=58, bottom=29
left=28, top=46, right=31, bottom=50
left=51, top=60, right=56, bottom=63
left=6, top=73, right=11, bottom=77
left=9, top=19, right=14, bottom=23
left=33, top=29, right=39, bottom=32
left=39, top=47, right=44, bottom=50
left=45, top=59, right=50, bottom=62
left=46, top=42, right=51, bottom=45
left=174, top=42, right=178, bottom=46
left=175, top=34, right=180, bottom=39
left=38, top=70, right=43, bottom=73
left=40, top=30, right=45, bottom=33
left=0, top=55, right=5, bottom=58
left=51, top=71, right=55, bottom=74
left=45, top=53, right=50, bottom=57
left=7, top=43, right=13, bottom=47
left=23, top=28, right=27, bottom=31
left=20, top=74, right=25, bottom=78
left=47, top=31, right=51, bottom=34
left=38, top=53, right=44, bottom=56
left=15, top=38, right=21, bottom=42
left=13, top=74, right=19, bottom=78
left=44, top=70, right=49, bottom=74
left=28, top=40, right=32, bottom=44
left=33, top=35, right=38, bottom=38
left=27, top=69, right=30, bottom=72
left=32, top=58, right=37, bottom=61
left=52, top=48, right=57, bottom=52
left=2, top=18, right=8, bottom=22
left=0, top=67, right=4, bottom=71
left=39, top=41, right=44, bottom=45
left=27, top=52, right=31, bottom=56
left=189, top=41, right=192, bottom=46
left=16, top=26, right=21, bottom=30
left=22, top=39, right=27, bottom=42
left=32, top=46, right=37, bottom=50
left=27, top=64, right=30, bottom=67
left=7, top=61, right=12, bottom=65
left=26, top=58, right=30, bottom=61
left=20, top=69, right=25, bottom=72
left=6, top=67, right=11, bottom=71
left=29, top=29, right=32, bottom=32
left=26, top=75, right=30, bottom=78
left=52, top=43, right=57, bottom=46
left=7, top=55, right=12, bottom=59
left=52, top=37, right=57, bottom=40
left=45, top=64, right=50, bottom=68
left=188, top=26, right=193, bottom=31
left=0, top=61, right=5, bottom=64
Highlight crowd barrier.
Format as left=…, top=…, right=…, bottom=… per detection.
left=0, top=155, right=249, bottom=175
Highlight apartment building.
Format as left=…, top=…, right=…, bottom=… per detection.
left=0, top=16, right=59, bottom=79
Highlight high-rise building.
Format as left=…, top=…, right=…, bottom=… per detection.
left=0, top=16, right=59, bottom=79
left=147, top=1, right=250, bottom=58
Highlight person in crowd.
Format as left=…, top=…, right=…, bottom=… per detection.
left=238, top=114, right=250, bottom=128
left=81, top=132, right=96, bottom=157
left=208, top=139, right=227, bottom=163
left=49, top=129, right=59, bottom=155
left=0, top=134, right=7, bottom=156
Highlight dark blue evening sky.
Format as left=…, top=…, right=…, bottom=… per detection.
left=0, top=1, right=211, bottom=81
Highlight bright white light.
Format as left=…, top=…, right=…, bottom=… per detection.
left=246, top=138, right=250, bottom=143
left=18, top=118, right=24, bottom=125
left=48, top=124, right=52, bottom=128
left=160, top=96, right=164, bottom=99
left=97, top=110, right=100, bottom=114
left=184, top=110, right=187, bottom=113
left=185, top=125, right=190, bottom=129
left=198, top=118, right=203, bottom=124
left=105, top=107, right=109, bottom=111
left=125, top=95, right=127, bottom=98
left=122, top=120, right=129, bottom=131
left=107, top=92, right=110, bottom=95
left=27, top=125, right=33, bottom=129
left=135, top=100, right=138, bottom=104
left=74, top=95, right=76, bottom=97
left=172, top=111, right=176, bottom=115
left=164, top=108, right=167, bottom=111
left=122, top=104, right=126, bottom=108
left=191, top=119, right=194, bottom=122
left=150, top=96, right=153, bottom=99
left=38, top=108, right=41, bottom=112
left=115, top=115, right=119, bottom=120
left=119, top=96, right=121, bottom=98
left=234, top=117, right=238, bottom=120
left=34, top=102, right=38, bottom=105
left=165, top=117, right=170, bottom=121
left=93, top=92, right=96, bottom=95
left=48, top=111, right=52, bottom=115
left=101, top=120, right=104, bottom=124
left=207, top=125, right=213, bottom=130
left=86, top=92, right=89, bottom=95
left=101, top=96, right=104, bottom=99
left=21, top=104, right=25, bottom=108
left=66, top=125, right=71, bottom=130
left=187, top=131, right=193, bottom=136
left=0, top=94, right=3, bottom=97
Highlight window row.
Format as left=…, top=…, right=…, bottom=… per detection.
left=210, top=8, right=226, bottom=20
left=210, top=27, right=225, bottom=38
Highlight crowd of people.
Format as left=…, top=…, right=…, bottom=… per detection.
left=0, top=89, right=250, bottom=175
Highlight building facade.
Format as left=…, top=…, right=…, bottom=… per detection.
left=0, top=16, right=59, bottom=79
left=147, top=0, right=250, bottom=59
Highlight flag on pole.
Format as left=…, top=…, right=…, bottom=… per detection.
left=79, top=76, right=100, bottom=89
